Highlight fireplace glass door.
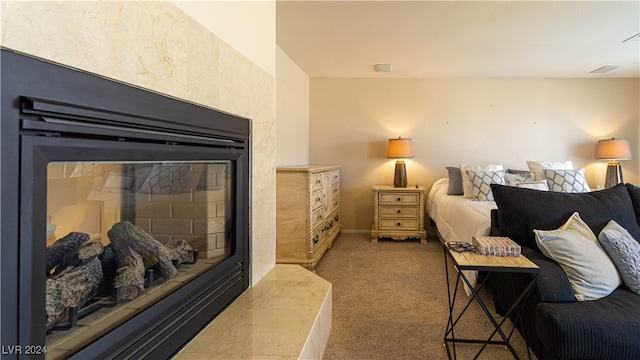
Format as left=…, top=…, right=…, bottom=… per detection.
left=45, top=159, right=233, bottom=355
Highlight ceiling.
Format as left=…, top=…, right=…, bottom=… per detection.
left=276, top=1, right=640, bottom=78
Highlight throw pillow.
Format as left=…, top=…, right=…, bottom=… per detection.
left=490, top=183, right=640, bottom=252
left=460, top=163, right=503, bottom=198
left=626, top=183, right=640, bottom=226
left=505, top=171, right=535, bottom=186
left=467, top=170, right=505, bottom=201
left=526, top=160, right=573, bottom=181
left=534, top=212, right=621, bottom=301
left=446, top=167, right=463, bottom=195
left=543, top=168, right=590, bottom=193
left=515, top=180, right=549, bottom=191
left=598, top=220, right=640, bottom=295
left=506, top=169, right=533, bottom=175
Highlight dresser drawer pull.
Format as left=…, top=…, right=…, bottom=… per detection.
left=397, top=197, right=402, bottom=201
left=397, top=222, right=402, bottom=226
left=313, top=234, right=319, bottom=244
left=396, top=209, right=402, bottom=214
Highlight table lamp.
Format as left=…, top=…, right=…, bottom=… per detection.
left=387, top=137, right=413, bottom=187
left=596, top=138, right=632, bottom=188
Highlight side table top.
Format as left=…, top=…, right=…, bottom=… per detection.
left=373, top=185, right=426, bottom=191
left=445, top=247, right=539, bottom=273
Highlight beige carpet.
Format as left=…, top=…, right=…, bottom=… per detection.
left=315, top=233, right=535, bottom=360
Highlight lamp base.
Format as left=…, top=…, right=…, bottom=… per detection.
left=394, top=160, right=407, bottom=188
left=604, top=161, right=623, bottom=188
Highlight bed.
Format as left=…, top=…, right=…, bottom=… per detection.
left=427, top=178, right=497, bottom=291
left=427, top=178, right=496, bottom=245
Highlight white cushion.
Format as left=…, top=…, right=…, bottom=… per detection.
left=505, top=171, right=535, bottom=186
left=598, top=220, right=640, bottom=295
left=466, top=170, right=505, bottom=201
left=543, top=168, right=590, bottom=193
left=534, top=212, right=621, bottom=301
left=526, top=160, right=573, bottom=181
left=460, top=164, right=503, bottom=198
left=515, top=180, right=549, bottom=191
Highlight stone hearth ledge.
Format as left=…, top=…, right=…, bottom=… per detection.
left=174, top=264, right=332, bottom=359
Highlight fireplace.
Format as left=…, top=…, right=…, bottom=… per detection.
left=1, top=49, right=250, bottom=359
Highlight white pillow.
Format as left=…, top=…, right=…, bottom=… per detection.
left=534, top=212, right=621, bottom=301
left=526, top=160, right=573, bottom=181
left=460, top=163, right=503, bottom=198
left=466, top=170, right=505, bottom=201
left=505, top=172, right=535, bottom=186
left=515, top=180, right=549, bottom=191
left=544, top=168, right=590, bottom=193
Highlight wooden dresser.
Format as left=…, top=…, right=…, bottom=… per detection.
left=276, top=165, right=341, bottom=271
left=371, top=185, right=427, bottom=244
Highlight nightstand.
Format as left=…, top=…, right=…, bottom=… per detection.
left=371, top=185, right=427, bottom=244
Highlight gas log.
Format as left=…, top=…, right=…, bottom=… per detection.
left=107, top=221, right=180, bottom=300
left=45, top=258, right=103, bottom=330
left=54, top=242, right=104, bottom=275
left=111, top=246, right=145, bottom=300
left=46, top=232, right=90, bottom=273
left=166, top=239, right=195, bottom=265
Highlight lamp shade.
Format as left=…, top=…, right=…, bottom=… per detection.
left=596, top=138, right=632, bottom=160
left=387, top=137, right=413, bottom=158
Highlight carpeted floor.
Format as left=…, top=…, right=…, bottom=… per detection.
left=315, top=232, right=535, bottom=360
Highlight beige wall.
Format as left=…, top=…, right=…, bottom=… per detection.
left=1, top=0, right=277, bottom=285
left=309, top=78, right=640, bottom=232
left=276, top=46, right=310, bottom=166
left=172, top=1, right=275, bottom=77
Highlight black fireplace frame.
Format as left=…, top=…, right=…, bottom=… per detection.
left=1, top=49, right=251, bottom=359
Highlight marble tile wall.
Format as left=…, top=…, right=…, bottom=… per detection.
left=0, top=0, right=276, bottom=285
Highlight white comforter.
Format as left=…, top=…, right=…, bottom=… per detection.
left=427, top=178, right=497, bottom=292
left=427, top=178, right=497, bottom=245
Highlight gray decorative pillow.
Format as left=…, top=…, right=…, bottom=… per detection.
left=505, top=171, right=535, bottom=186
left=446, top=167, right=463, bottom=195
left=466, top=170, right=505, bottom=201
left=544, top=168, right=590, bottom=193
left=598, top=220, right=640, bottom=295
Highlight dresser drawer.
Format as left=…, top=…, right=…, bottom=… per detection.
left=311, top=189, right=323, bottom=210
left=309, top=210, right=340, bottom=258
left=379, top=192, right=419, bottom=205
left=379, top=205, right=419, bottom=218
left=379, top=218, right=420, bottom=230
left=311, top=206, right=325, bottom=229
left=330, top=170, right=340, bottom=185
left=310, top=173, right=323, bottom=191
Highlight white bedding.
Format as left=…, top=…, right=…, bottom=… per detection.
left=427, top=178, right=496, bottom=245
left=427, top=178, right=497, bottom=292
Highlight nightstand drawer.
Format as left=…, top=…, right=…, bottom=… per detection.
left=379, top=205, right=419, bottom=217
left=379, top=218, right=420, bottom=230
left=379, top=192, right=419, bottom=205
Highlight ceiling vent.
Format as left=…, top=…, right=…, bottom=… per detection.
left=590, top=65, right=619, bottom=74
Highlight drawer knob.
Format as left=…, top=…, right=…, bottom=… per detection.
left=396, top=222, right=402, bottom=226
left=397, top=197, right=401, bottom=201
left=396, top=209, right=402, bottom=214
